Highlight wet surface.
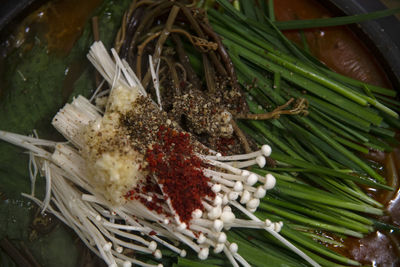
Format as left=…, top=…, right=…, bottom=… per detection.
left=275, top=0, right=400, bottom=265
left=349, top=231, right=400, bottom=266
left=274, top=0, right=392, bottom=88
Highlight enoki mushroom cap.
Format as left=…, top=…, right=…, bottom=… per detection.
left=213, top=243, right=224, bottom=253
left=197, top=233, right=206, bottom=244
left=264, top=173, right=276, bottom=189
left=229, top=243, right=238, bottom=253
left=245, top=173, right=258, bottom=186
left=240, top=190, right=251, bottom=204
left=192, top=209, right=203, bottom=219
left=213, top=219, right=224, bottom=232
left=217, top=232, right=227, bottom=243
left=261, top=144, right=272, bottom=157
left=220, top=210, right=235, bottom=223
left=198, top=247, right=209, bottom=260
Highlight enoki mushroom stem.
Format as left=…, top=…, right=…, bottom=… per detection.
left=0, top=42, right=321, bottom=267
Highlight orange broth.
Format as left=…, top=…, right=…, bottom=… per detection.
left=275, top=0, right=400, bottom=265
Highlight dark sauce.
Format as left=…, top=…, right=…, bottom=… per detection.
left=275, top=0, right=400, bottom=265
left=0, top=0, right=101, bottom=101
left=1, top=0, right=101, bottom=55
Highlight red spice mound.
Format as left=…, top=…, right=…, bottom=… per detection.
left=145, top=125, right=215, bottom=224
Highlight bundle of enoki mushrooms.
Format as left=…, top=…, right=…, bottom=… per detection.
left=0, top=41, right=319, bottom=267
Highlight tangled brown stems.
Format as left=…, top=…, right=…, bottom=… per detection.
left=112, top=0, right=307, bottom=154
left=237, top=98, right=309, bottom=120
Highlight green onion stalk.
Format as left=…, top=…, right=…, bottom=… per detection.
left=186, top=0, right=400, bottom=265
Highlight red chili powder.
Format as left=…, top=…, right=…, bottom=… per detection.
left=216, top=137, right=237, bottom=156
left=125, top=176, right=165, bottom=215
left=145, top=125, right=215, bottom=224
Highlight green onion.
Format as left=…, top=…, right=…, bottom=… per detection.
left=268, top=0, right=275, bottom=21
left=205, top=1, right=400, bottom=265
left=274, top=7, right=400, bottom=30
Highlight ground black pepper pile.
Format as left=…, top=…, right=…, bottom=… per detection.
left=113, top=0, right=253, bottom=155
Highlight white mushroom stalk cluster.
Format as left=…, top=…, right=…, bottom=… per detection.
left=200, top=146, right=276, bottom=211
left=0, top=41, right=320, bottom=267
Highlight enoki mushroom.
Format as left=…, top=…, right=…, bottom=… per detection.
left=0, top=42, right=319, bottom=267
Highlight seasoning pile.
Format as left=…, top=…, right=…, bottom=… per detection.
left=114, top=0, right=255, bottom=154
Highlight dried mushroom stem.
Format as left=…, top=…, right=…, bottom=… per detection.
left=137, top=27, right=217, bottom=88
left=199, top=20, right=241, bottom=91
left=115, top=3, right=144, bottom=55
left=160, top=56, right=180, bottom=93
left=203, top=54, right=216, bottom=93
left=114, top=11, right=128, bottom=53
left=117, top=0, right=239, bottom=95
left=140, top=5, right=180, bottom=87
left=176, top=3, right=227, bottom=77
left=153, top=5, right=180, bottom=60
left=129, top=1, right=174, bottom=60
left=171, top=33, right=202, bottom=89
left=230, top=119, right=251, bottom=154
left=237, top=98, right=309, bottom=120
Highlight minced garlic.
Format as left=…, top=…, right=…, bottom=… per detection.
left=82, top=85, right=146, bottom=204
left=106, top=85, right=140, bottom=114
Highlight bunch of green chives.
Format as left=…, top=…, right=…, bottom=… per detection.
left=183, top=0, right=400, bottom=266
